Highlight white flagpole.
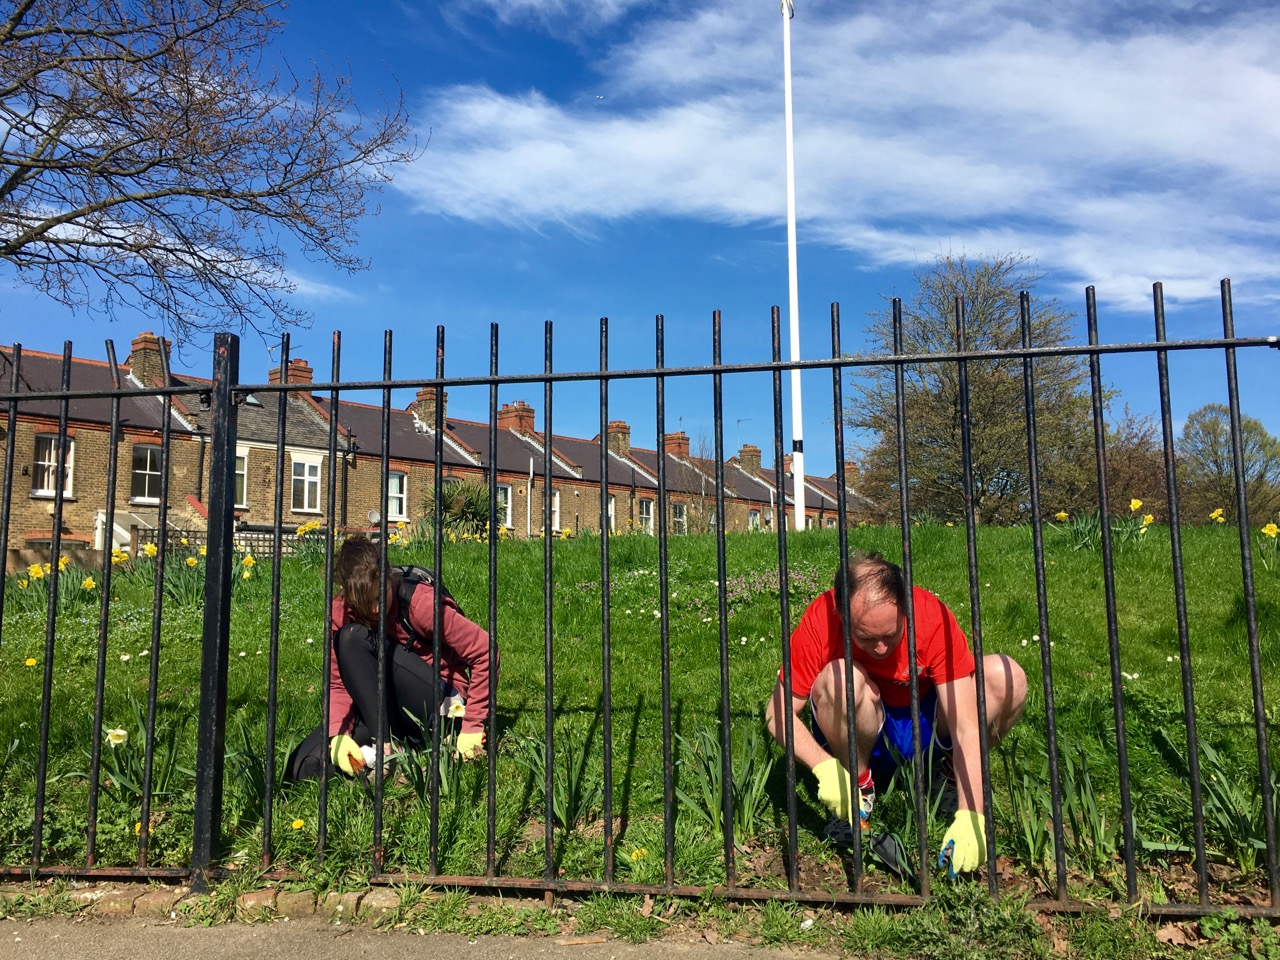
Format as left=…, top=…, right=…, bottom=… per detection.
left=781, top=0, right=805, bottom=531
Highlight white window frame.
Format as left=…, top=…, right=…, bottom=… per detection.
left=672, top=502, right=687, bottom=536
left=129, top=443, right=163, bottom=503
left=291, top=454, right=322, bottom=514
left=387, top=471, right=408, bottom=520
left=234, top=447, right=250, bottom=509
left=551, top=490, right=561, bottom=532
left=638, top=497, right=654, bottom=535
left=749, top=509, right=761, bottom=531
left=496, top=483, right=513, bottom=528
left=607, top=494, right=615, bottom=533
left=32, top=434, right=74, bottom=497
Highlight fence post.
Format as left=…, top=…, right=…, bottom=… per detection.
left=192, top=333, right=240, bottom=890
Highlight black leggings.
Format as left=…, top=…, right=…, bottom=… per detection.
left=333, top=622, right=444, bottom=745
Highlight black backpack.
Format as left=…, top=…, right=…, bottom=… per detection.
left=393, top=564, right=464, bottom=640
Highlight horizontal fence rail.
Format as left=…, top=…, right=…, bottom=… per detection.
left=1, top=283, right=1278, bottom=918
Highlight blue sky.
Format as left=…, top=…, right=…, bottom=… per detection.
left=5, top=0, right=1280, bottom=476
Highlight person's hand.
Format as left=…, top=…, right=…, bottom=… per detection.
left=329, top=734, right=364, bottom=776
left=455, top=731, right=485, bottom=761
left=938, top=810, right=986, bottom=876
left=813, top=757, right=854, bottom=822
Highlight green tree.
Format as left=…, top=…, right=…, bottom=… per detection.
left=849, top=252, right=1097, bottom=524
left=0, top=0, right=415, bottom=344
left=421, top=478, right=493, bottom=538
left=1177, top=404, right=1280, bottom=523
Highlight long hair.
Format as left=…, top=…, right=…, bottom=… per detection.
left=833, top=550, right=907, bottom=610
left=335, top=535, right=387, bottom=626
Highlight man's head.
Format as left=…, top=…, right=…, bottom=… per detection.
left=834, top=552, right=907, bottom=659
left=335, top=535, right=386, bottom=626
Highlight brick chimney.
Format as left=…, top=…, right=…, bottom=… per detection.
left=737, top=443, right=761, bottom=474
left=663, top=431, right=690, bottom=458
left=126, top=331, right=171, bottom=386
left=782, top=454, right=794, bottom=477
left=606, top=420, right=631, bottom=456
left=413, top=386, right=447, bottom=426
left=840, top=459, right=861, bottom=485
left=497, top=401, right=536, bottom=434
left=267, top=358, right=314, bottom=385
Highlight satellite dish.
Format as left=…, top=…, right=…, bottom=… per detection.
left=367, top=509, right=380, bottom=525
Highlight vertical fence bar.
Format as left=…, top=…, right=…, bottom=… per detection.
left=192, top=333, right=241, bottom=890
left=429, top=326, right=446, bottom=876
left=487, top=322, right=501, bottom=877
left=1152, top=283, right=1210, bottom=904
left=771, top=305, right=799, bottom=891
left=318, top=332, right=342, bottom=858
left=598, top=317, right=616, bottom=883
left=1085, top=287, right=1139, bottom=903
left=138, top=341, right=176, bottom=867
left=373, top=331, right=393, bottom=876
left=830, top=301, right=866, bottom=883
left=542, top=321, right=556, bottom=887
left=1219, top=279, right=1279, bottom=902
left=86, top=341, right=124, bottom=867
left=32, top=343, right=73, bottom=868
left=711, top=310, right=737, bottom=885
left=890, top=299, right=927, bottom=896
left=1019, top=292, right=1069, bottom=900
left=0, top=345, right=19, bottom=648
left=654, top=314, right=676, bottom=887
left=262, top=333, right=291, bottom=869
left=953, top=297, right=997, bottom=891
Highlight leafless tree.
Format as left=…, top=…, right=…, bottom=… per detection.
left=0, top=0, right=416, bottom=344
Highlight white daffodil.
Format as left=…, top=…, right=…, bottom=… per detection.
left=106, top=728, right=128, bottom=748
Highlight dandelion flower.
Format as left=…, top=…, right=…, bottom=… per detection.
left=106, top=728, right=128, bottom=748
left=1055, top=511, right=1069, bottom=521
left=24, top=657, right=36, bottom=667
left=1129, top=498, right=1143, bottom=512
left=291, top=819, right=305, bottom=830
left=186, top=557, right=198, bottom=568
left=82, top=576, right=95, bottom=589
left=144, top=542, right=158, bottom=557
left=630, top=847, right=648, bottom=862
left=1263, top=523, right=1279, bottom=538
left=134, top=822, right=142, bottom=836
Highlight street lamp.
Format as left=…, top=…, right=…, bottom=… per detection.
left=780, top=0, right=805, bottom=531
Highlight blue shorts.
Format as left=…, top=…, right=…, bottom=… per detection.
left=811, top=688, right=950, bottom=788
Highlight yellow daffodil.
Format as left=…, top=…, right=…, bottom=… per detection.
left=630, top=847, right=648, bottom=862
left=41, top=563, right=50, bottom=574
left=24, top=657, right=36, bottom=667
left=291, top=819, right=305, bottom=830
left=57, top=556, right=68, bottom=571
left=1055, top=511, right=1069, bottom=521
left=241, top=555, right=255, bottom=568
left=1263, top=523, right=1279, bottom=538
left=186, top=556, right=198, bottom=568
left=199, top=545, right=207, bottom=556
left=82, top=576, right=95, bottom=590
left=1139, top=526, right=1149, bottom=535
left=134, top=822, right=141, bottom=836
left=143, top=542, right=158, bottom=558
left=180, top=537, right=188, bottom=546
left=1142, top=515, right=1154, bottom=525
left=1215, top=516, right=1226, bottom=524
left=106, top=728, right=128, bottom=748
left=1129, top=498, right=1143, bottom=512
left=242, top=570, right=252, bottom=580
left=1210, top=507, right=1224, bottom=520
left=18, top=579, right=27, bottom=589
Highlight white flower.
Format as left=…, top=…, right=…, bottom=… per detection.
left=305, top=637, right=314, bottom=644
left=238, top=651, right=246, bottom=657
left=448, top=701, right=466, bottom=718
left=739, top=637, right=748, bottom=646
left=1032, top=635, right=1041, bottom=643
left=626, top=609, right=633, bottom=615
left=652, top=610, right=660, bottom=618
left=119, top=653, right=131, bottom=662
left=106, top=728, right=128, bottom=748
left=1020, top=639, right=1028, bottom=647
left=1167, top=655, right=1175, bottom=663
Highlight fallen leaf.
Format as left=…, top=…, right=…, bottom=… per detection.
left=1156, top=924, right=1194, bottom=946
left=640, top=894, right=653, bottom=918
left=704, top=930, right=719, bottom=945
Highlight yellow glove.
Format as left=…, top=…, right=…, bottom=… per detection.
left=939, top=810, right=987, bottom=876
left=455, top=731, right=485, bottom=761
left=329, top=734, right=364, bottom=776
left=813, top=757, right=854, bottom=822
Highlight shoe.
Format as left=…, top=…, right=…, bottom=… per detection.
left=824, top=782, right=875, bottom=847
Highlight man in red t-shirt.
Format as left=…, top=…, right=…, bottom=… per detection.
left=765, top=552, right=1026, bottom=874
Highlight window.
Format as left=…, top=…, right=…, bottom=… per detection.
left=234, top=449, right=249, bottom=509
left=749, top=509, right=761, bottom=531
left=607, top=495, right=615, bottom=533
left=32, top=435, right=73, bottom=496
left=388, top=472, right=407, bottom=520
left=291, top=457, right=322, bottom=513
left=130, top=444, right=163, bottom=502
left=551, top=490, right=561, bottom=532
left=496, top=483, right=513, bottom=528
left=672, top=502, right=687, bottom=536
left=638, top=498, right=654, bottom=535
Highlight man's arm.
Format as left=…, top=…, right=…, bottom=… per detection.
left=935, top=672, right=983, bottom=814
left=763, top=678, right=831, bottom=772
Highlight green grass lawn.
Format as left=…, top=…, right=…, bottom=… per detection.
left=1, top=523, right=1278, bottom=900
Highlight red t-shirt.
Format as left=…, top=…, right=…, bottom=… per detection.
left=785, top=586, right=975, bottom=708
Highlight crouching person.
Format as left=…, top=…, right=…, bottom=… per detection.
left=286, top=535, right=497, bottom=781
left=764, top=551, right=1025, bottom=875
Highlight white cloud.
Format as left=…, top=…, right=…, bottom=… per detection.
left=398, top=0, right=1280, bottom=309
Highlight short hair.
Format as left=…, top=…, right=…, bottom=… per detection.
left=335, top=535, right=384, bottom=626
left=833, top=551, right=907, bottom=610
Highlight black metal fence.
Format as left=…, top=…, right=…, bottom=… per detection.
left=1, top=281, right=1278, bottom=917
